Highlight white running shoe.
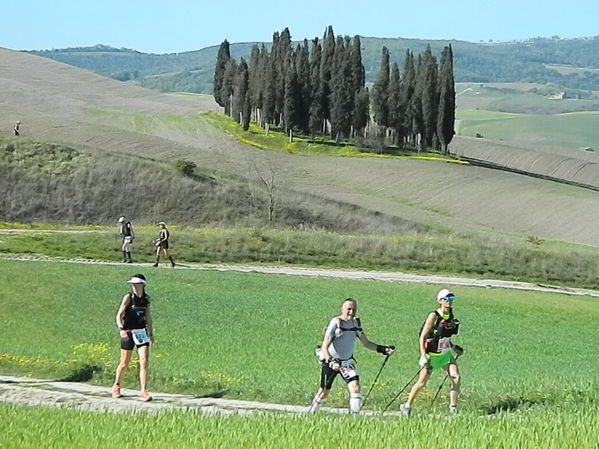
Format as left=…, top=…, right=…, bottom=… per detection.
left=449, top=405, right=458, bottom=415
left=399, top=403, right=411, bottom=417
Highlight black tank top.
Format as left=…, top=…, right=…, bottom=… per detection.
left=159, top=228, right=169, bottom=242
left=121, top=222, right=132, bottom=237
left=123, top=292, right=150, bottom=329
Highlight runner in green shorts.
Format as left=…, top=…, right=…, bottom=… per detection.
left=400, top=288, right=463, bottom=416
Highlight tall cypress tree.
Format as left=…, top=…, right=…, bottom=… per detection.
left=213, top=39, right=230, bottom=107
left=295, top=40, right=311, bottom=133
left=319, top=26, right=336, bottom=132
left=221, top=58, right=238, bottom=116
left=261, top=51, right=276, bottom=133
left=400, top=50, right=416, bottom=147
left=330, top=36, right=353, bottom=142
left=372, top=46, right=390, bottom=128
left=308, top=38, right=323, bottom=135
left=437, top=45, right=456, bottom=154
left=388, top=63, right=402, bottom=144
left=269, top=32, right=280, bottom=126
left=349, top=35, right=365, bottom=93
left=248, top=44, right=262, bottom=121
left=353, top=87, right=370, bottom=138
left=233, top=59, right=251, bottom=130
left=411, top=54, right=424, bottom=150
left=419, top=45, right=438, bottom=150
left=283, top=60, right=300, bottom=141
left=273, top=28, right=292, bottom=126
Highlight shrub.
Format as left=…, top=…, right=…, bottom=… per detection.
left=172, top=160, right=197, bottom=177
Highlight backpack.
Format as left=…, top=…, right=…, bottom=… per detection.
left=314, top=317, right=362, bottom=365
left=419, top=310, right=459, bottom=353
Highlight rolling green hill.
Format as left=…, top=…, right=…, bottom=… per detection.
left=458, top=109, right=599, bottom=150
left=24, top=35, right=599, bottom=94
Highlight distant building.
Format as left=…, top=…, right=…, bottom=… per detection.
left=548, top=92, right=565, bottom=100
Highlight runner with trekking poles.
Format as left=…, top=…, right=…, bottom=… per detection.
left=308, top=298, right=395, bottom=414
left=392, top=288, right=463, bottom=416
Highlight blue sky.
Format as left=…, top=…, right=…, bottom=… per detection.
left=2, top=0, right=597, bottom=54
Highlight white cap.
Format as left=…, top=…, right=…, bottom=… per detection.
left=118, top=216, right=125, bottom=223
left=436, top=289, right=454, bottom=301
left=158, top=221, right=166, bottom=226
left=126, top=276, right=146, bottom=285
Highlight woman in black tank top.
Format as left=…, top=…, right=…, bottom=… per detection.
left=111, top=274, right=155, bottom=402
left=153, top=222, right=175, bottom=267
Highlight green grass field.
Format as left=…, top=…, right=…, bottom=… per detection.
left=457, top=109, right=599, bottom=150
left=2, top=403, right=598, bottom=449
left=1, top=259, right=598, bottom=447
left=1, top=259, right=596, bottom=410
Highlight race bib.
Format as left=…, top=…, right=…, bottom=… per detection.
left=339, top=360, right=357, bottom=380
left=131, top=328, right=150, bottom=345
left=438, top=337, right=452, bottom=354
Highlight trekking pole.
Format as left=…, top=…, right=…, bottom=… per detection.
left=361, top=345, right=395, bottom=410
left=382, top=367, right=422, bottom=413
left=431, top=373, right=449, bottom=405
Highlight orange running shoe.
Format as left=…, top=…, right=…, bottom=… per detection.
left=111, top=384, right=122, bottom=399
left=140, top=391, right=153, bottom=402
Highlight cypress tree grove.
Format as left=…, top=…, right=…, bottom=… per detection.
left=212, top=26, right=456, bottom=159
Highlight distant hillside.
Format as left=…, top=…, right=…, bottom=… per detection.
left=3, top=48, right=599, bottom=247
left=26, top=36, right=599, bottom=94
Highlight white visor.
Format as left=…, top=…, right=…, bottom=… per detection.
left=126, top=276, right=146, bottom=285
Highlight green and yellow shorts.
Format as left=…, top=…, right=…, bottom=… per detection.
left=428, top=351, right=455, bottom=371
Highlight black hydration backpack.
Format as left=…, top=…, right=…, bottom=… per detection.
left=314, top=317, right=362, bottom=364
left=419, top=310, right=459, bottom=353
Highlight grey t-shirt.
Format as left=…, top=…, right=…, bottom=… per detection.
left=325, top=317, right=363, bottom=360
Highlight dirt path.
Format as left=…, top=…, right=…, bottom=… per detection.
left=0, top=375, right=395, bottom=416
left=3, top=254, right=599, bottom=298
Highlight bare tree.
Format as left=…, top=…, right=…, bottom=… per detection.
left=246, top=156, right=280, bottom=224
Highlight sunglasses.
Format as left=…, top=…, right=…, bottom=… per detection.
left=442, top=296, right=455, bottom=302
